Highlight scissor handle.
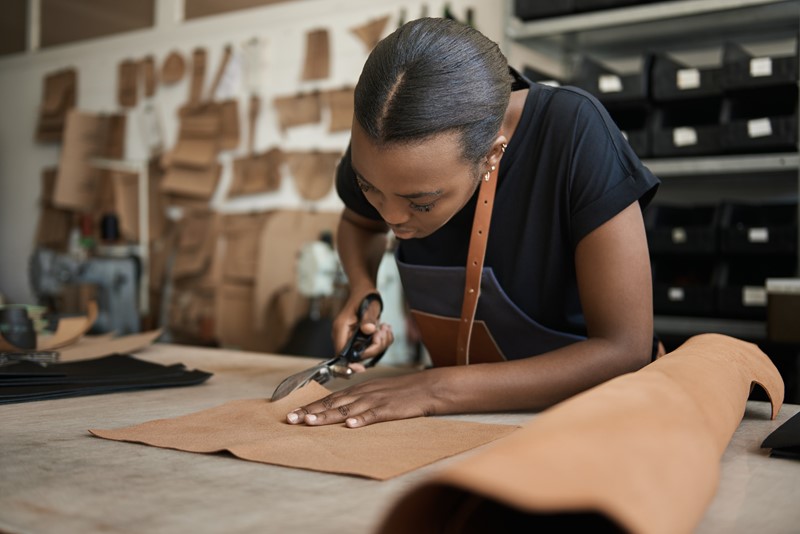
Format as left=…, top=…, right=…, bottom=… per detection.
left=338, top=292, right=384, bottom=364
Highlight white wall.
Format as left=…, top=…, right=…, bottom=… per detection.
left=0, top=0, right=505, bottom=305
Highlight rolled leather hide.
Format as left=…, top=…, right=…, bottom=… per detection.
left=375, top=333, right=784, bottom=534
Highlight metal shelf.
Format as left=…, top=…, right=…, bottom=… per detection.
left=507, top=0, right=797, bottom=41
left=655, top=315, right=767, bottom=339
left=641, top=153, right=800, bottom=177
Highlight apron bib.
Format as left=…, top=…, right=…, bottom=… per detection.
left=396, top=160, right=585, bottom=367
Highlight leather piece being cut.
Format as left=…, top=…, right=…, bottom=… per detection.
left=89, top=381, right=518, bottom=480
left=375, top=333, right=784, bottom=534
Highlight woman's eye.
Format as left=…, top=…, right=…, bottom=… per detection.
left=355, top=177, right=374, bottom=193
left=410, top=202, right=435, bottom=213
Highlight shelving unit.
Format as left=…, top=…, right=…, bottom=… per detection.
left=503, top=0, right=800, bottom=342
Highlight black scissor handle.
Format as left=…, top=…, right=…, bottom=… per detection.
left=338, top=292, right=384, bottom=364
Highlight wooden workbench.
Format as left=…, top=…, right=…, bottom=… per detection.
left=1, top=343, right=799, bottom=533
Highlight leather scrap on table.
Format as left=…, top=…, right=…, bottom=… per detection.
left=89, top=380, right=518, bottom=480
left=375, top=333, right=784, bottom=534
left=762, top=410, right=800, bottom=460
left=0, top=353, right=211, bottom=404
left=0, top=301, right=98, bottom=353
left=301, top=28, right=330, bottom=81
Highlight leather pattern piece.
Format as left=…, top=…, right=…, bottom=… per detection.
left=89, top=381, right=518, bottom=481
left=376, top=333, right=784, bottom=534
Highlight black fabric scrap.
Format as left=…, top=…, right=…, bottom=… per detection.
left=0, top=353, right=212, bottom=404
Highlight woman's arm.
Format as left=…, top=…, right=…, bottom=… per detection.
left=332, top=207, right=393, bottom=359
left=289, top=201, right=654, bottom=426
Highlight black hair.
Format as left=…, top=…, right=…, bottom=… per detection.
left=354, top=17, right=513, bottom=164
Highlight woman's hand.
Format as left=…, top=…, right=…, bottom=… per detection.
left=286, top=370, right=444, bottom=428
left=332, top=293, right=394, bottom=369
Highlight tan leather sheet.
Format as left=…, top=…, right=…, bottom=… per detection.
left=301, top=28, right=329, bottom=81
left=273, top=92, right=321, bottom=131
left=375, top=333, right=785, bottom=534
left=285, top=150, right=341, bottom=200
left=350, top=15, right=390, bottom=52
left=89, top=381, right=517, bottom=480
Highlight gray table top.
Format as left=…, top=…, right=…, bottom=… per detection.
left=1, top=342, right=799, bottom=534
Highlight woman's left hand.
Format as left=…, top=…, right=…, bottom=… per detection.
left=285, top=371, right=444, bottom=428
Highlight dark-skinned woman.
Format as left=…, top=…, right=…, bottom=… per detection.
left=286, top=17, right=661, bottom=428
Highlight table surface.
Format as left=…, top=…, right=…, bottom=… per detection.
left=2, top=342, right=799, bottom=534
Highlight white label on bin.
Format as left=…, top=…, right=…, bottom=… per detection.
left=747, top=118, right=772, bottom=138
left=671, top=227, right=687, bottom=243
left=750, top=57, right=773, bottom=78
left=673, top=127, right=698, bottom=147
left=748, top=227, right=769, bottom=243
left=677, top=68, right=701, bottom=90
left=743, top=286, right=767, bottom=307
left=598, top=74, right=623, bottom=93
left=668, top=287, right=685, bottom=301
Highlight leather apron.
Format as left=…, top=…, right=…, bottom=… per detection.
left=395, top=166, right=585, bottom=367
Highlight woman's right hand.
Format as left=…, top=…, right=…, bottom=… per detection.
left=332, top=292, right=394, bottom=369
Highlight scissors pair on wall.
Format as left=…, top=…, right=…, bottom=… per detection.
left=270, top=293, right=385, bottom=401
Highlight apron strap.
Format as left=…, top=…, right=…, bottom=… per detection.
left=456, top=163, right=501, bottom=365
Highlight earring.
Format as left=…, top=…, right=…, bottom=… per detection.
left=491, top=165, right=496, bottom=171
left=501, top=143, right=507, bottom=153
left=484, top=170, right=491, bottom=182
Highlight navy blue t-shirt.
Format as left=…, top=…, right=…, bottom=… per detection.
left=336, top=73, right=660, bottom=338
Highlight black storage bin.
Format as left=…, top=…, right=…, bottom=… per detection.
left=651, top=97, right=724, bottom=157
left=722, top=40, right=799, bottom=91
left=522, top=66, right=564, bottom=87
left=719, top=201, right=798, bottom=254
left=716, top=257, right=797, bottom=319
left=573, top=56, right=651, bottom=105
left=573, top=0, right=641, bottom=13
left=652, top=257, right=718, bottom=316
left=652, top=52, right=723, bottom=101
left=645, top=203, right=719, bottom=254
left=514, top=0, right=574, bottom=21
left=721, top=85, right=798, bottom=153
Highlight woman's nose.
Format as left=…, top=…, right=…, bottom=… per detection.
left=378, top=198, right=410, bottom=226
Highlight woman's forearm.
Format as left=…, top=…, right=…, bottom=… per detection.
left=336, top=209, right=389, bottom=297
left=429, top=335, right=650, bottom=414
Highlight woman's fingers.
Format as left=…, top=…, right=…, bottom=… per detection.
left=284, top=373, right=434, bottom=428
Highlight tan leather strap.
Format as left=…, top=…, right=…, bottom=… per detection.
left=456, top=165, right=500, bottom=366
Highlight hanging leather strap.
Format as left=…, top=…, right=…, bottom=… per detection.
left=455, top=165, right=500, bottom=366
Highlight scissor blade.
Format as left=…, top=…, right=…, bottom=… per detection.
left=270, top=361, right=331, bottom=402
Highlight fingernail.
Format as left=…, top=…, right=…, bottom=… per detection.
left=306, top=414, right=317, bottom=422
left=287, top=412, right=298, bottom=423
left=346, top=418, right=358, bottom=427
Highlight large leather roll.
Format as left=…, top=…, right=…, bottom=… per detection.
left=375, top=333, right=784, bottom=534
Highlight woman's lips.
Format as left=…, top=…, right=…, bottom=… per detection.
left=390, top=226, right=415, bottom=239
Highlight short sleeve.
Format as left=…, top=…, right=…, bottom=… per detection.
left=561, top=88, right=660, bottom=246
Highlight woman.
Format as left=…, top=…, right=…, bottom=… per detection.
left=286, top=17, right=660, bottom=428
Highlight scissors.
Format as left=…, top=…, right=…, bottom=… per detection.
left=270, top=293, right=385, bottom=401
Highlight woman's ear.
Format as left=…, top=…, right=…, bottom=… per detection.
left=485, top=135, right=509, bottom=171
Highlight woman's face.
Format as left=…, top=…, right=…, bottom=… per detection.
left=350, top=121, right=482, bottom=240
